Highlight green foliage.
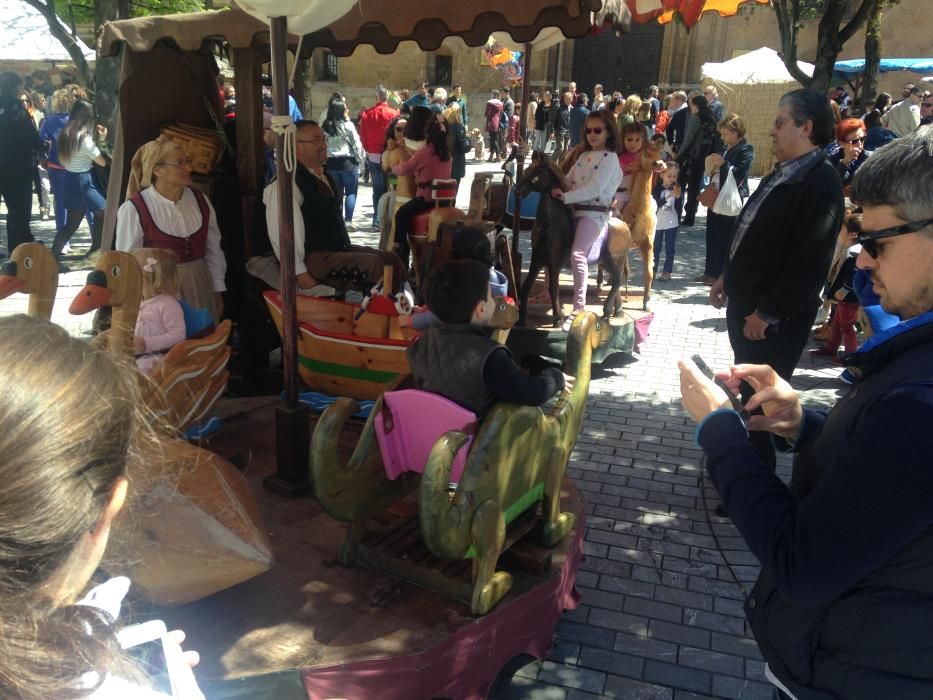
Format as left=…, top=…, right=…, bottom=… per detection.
left=61, top=0, right=206, bottom=26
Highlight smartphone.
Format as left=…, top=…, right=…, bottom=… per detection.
left=119, top=620, right=189, bottom=698
left=690, top=354, right=749, bottom=421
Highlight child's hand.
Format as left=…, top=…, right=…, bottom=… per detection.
left=673, top=185, right=682, bottom=198
left=834, top=289, right=847, bottom=301
left=551, top=188, right=564, bottom=201
left=133, top=336, right=146, bottom=354
left=562, top=372, right=576, bottom=393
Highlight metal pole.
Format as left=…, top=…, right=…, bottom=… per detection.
left=265, top=15, right=311, bottom=497
left=510, top=43, right=533, bottom=272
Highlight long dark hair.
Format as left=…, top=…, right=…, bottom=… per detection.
left=426, top=116, right=451, bottom=162
left=404, top=105, right=432, bottom=142
left=580, top=110, right=620, bottom=153
left=322, top=99, right=348, bottom=137
left=384, top=115, right=406, bottom=148
left=690, top=95, right=715, bottom=125
left=57, top=99, right=95, bottom=169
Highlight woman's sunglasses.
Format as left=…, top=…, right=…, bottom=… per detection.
left=585, top=127, right=604, bottom=135
left=842, top=137, right=864, bottom=145
left=858, top=218, right=933, bottom=258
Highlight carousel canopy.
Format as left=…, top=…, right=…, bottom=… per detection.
left=630, top=0, right=770, bottom=28
left=100, top=1, right=619, bottom=58
left=0, top=1, right=95, bottom=63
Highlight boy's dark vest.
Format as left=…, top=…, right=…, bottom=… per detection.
left=745, top=321, right=933, bottom=698
left=129, top=188, right=209, bottom=262
left=406, top=323, right=505, bottom=416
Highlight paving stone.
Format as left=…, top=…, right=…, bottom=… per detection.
left=624, top=596, right=684, bottom=624
left=648, top=619, right=711, bottom=649
left=613, top=632, right=679, bottom=663
left=577, top=647, right=644, bottom=678
left=677, top=646, right=745, bottom=676
left=603, top=675, right=675, bottom=700
left=643, top=660, right=712, bottom=694
left=537, top=661, right=607, bottom=694
left=711, top=674, right=776, bottom=699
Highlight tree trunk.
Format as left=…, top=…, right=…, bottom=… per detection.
left=94, top=0, right=125, bottom=135
left=22, top=0, right=94, bottom=90
left=860, top=0, right=885, bottom=112
left=293, top=56, right=314, bottom=119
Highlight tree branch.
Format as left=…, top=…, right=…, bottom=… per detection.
left=839, top=0, right=878, bottom=43
left=21, top=0, right=94, bottom=90
left=773, top=0, right=814, bottom=87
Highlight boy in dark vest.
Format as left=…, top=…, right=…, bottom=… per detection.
left=407, top=259, right=569, bottom=416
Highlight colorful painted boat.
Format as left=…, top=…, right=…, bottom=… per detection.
left=263, top=290, right=416, bottom=401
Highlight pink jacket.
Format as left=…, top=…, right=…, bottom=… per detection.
left=392, top=145, right=453, bottom=200
left=135, top=293, right=185, bottom=374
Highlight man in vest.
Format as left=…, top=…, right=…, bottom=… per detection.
left=264, top=120, right=404, bottom=291
left=679, top=125, right=933, bottom=698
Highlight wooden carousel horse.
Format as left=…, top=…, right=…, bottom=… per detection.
left=514, top=151, right=635, bottom=324
left=68, top=251, right=272, bottom=605
left=0, top=242, right=59, bottom=320
left=610, top=141, right=663, bottom=311
left=69, top=251, right=233, bottom=435
left=310, top=311, right=594, bottom=616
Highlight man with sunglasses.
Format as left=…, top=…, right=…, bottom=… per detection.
left=709, top=89, right=844, bottom=473
left=679, top=126, right=933, bottom=698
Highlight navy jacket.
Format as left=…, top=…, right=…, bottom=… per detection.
left=718, top=139, right=754, bottom=199
left=568, top=105, right=590, bottom=147
left=697, top=313, right=933, bottom=698
left=665, top=106, right=688, bottom=153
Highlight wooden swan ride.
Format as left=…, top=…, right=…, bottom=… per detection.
left=310, top=312, right=598, bottom=615
left=264, top=289, right=418, bottom=401
left=0, top=242, right=59, bottom=320
left=68, top=251, right=272, bottom=605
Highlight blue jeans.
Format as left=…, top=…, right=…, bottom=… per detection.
left=367, top=160, right=386, bottom=226
left=653, top=226, right=678, bottom=274
left=329, top=167, right=359, bottom=222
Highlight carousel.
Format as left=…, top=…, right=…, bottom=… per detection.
left=0, top=0, right=762, bottom=698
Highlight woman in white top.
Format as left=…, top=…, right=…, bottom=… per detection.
left=322, top=99, right=364, bottom=229
left=116, top=138, right=227, bottom=323
left=551, top=110, right=623, bottom=330
left=0, top=314, right=203, bottom=700
left=53, top=99, right=108, bottom=269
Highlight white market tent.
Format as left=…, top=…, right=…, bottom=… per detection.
left=702, top=47, right=815, bottom=175
left=0, top=1, right=95, bottom=63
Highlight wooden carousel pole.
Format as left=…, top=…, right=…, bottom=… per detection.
left=510, top=42, right=533, bottom=285
left=265, top=15, right=311, bottom=497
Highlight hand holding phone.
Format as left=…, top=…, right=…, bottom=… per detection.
left=689, top=355, right=749, bottom=422
left=119, top=621, right=204, bottom=700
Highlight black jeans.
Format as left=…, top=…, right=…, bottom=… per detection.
left=0, top=173, right=34, bottom=254
left=705, top=212, right=737, bottom=278
left=678, top=159, right=704, bottom=224
left=726, top=306, right=817, bottom=472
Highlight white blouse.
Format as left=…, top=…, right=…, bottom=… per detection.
left=562, top=150, right=623, bottom=223
left=116, top=187, right=227, bottom=292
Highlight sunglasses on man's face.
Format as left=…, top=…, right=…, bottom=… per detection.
left=585, top=127, right=604, bottom=135
left=857, top=218, right=933, bottom=259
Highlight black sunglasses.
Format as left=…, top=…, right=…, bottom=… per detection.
left=857, top=217, right=933, bottom=258
left=585, top=126, right=604, bottom=135
left=842, top=137, right=864, bottom=145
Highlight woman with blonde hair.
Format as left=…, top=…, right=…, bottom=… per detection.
left=130, top=247, right=186, bottom=375
left=0, top=314, right=203, bottom=699
left=443, top=101, right=471, bottom=189
left=116, top=137, right=227, bottom=323
left=616, top=94, right=642, bottom=128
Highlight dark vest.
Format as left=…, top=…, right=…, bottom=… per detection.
left=130, top=188, right=209, bottom=262
left=746, top=319, right=933, bottom=699
left=406, top=323, right=505, bottom=416
left=294, top=165, right=351, bottom=254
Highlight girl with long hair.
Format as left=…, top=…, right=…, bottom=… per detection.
left=550, top=109, right=623, bottom=330
left=54, top=99, right=108, bottom=269
left=676, top=94, right=722, bottom=226
left=391, top=114, right=453, bottom=266
left=322, top=99, right=364, bottom=228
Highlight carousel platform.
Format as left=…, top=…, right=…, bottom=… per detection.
left=143, top=397, right=585, bottom=700
left=506, top=276, right=654, bottom=365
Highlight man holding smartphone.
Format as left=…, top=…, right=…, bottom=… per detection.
left=708, top=89, right=844, bottom=472
left=680, top=126, right=933, bottom=699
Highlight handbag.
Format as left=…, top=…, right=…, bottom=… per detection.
left=698, top=183, right=719, bottom=209
left=712, top=167, right=743, bottom=217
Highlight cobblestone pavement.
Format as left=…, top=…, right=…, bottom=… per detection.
left=2, top=162, right=850, bottom=699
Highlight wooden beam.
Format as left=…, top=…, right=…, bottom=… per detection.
left=233, top=46, right=263, bottom=260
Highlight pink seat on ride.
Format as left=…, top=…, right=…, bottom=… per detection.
left=375, top=389, right=478, bottom=483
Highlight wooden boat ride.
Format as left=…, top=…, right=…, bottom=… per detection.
left=263, top=290, right=417, bottom=401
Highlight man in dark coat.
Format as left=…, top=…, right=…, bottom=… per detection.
left=680, top=124, right=933, bottom=699
left=0, top=71, right=40, bottom=255
left=664, top=90, right=689, bottom=156
left=709, top=89, right=844, bottom=471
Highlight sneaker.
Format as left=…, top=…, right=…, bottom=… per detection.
left=839, top=368, right=855, bottom=385
left=561, top=314, right=578, bottom=332
left=660, top=272, right=672, bottom=281
left=345, top=222, right=357, bottom=232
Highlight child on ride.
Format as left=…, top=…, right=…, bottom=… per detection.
left=391, top=113, right=453, bottom=267
left=407, top=259, right=569, bottom=417
left=399, top=226, right=509, bottom=330
left=551, top=110, right=623, bottom=331
left=131, top=247, right=186, bottom=375
left=614, top=122, right=650, bottom=213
